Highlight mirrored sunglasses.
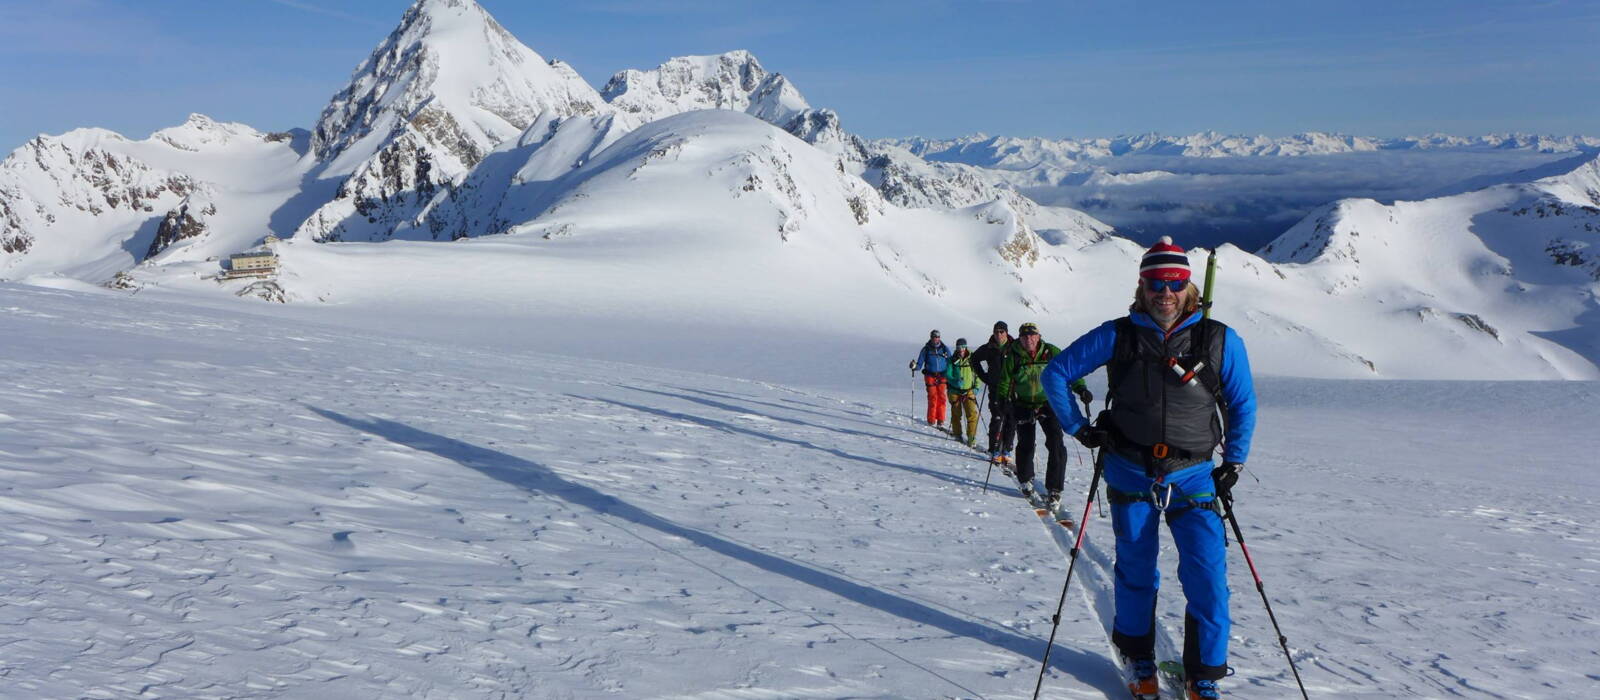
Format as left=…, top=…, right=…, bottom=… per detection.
left=1143, top=278, right=1186, bottom=293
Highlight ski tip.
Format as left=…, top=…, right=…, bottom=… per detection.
left=1034, top=508, right=1048, bottom=516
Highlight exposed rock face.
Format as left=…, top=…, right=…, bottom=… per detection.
left=602, top=51, right=808, bottom=127
left=1, top=194, right=27, bottom=254
left=0, top=131, right=194, bottom=258
left=778, top=108, right=1014, bottom=212
left=311, top=0, right=606, bottom=165
left=146, top=188, right=217, bottom=260
left=297, top=0, right=612, bottom=242
left=782, top=109, right=871, bottom=169
left=413, top=112, right=632, bottom=241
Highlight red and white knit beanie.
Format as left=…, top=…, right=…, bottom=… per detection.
left=1139, top=236, right=1191, bottom=281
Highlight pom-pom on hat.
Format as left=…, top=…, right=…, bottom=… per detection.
left=1140, top=236, right=1191, bottom=282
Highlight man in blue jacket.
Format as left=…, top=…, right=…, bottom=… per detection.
left=909, top=330, right=951, bottom=429
left=1040, top=236, right=1257, bottom=700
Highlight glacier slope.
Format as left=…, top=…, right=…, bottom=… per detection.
left=1, top=282, right=1596, bottom=698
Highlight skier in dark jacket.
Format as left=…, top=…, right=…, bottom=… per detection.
left=1040, top=236, right=1257, bottom=700
left=995, top=322, right=1089, bottom=513
left=909, top=330, right=951, bottom=429
left=970, top=321, right=1015, bottom=465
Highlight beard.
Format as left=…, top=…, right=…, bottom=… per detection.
left=1150, top=305, right=1180, bottom=326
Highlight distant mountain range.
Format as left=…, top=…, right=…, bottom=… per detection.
left=886, top=131, right=1600, bottom=169
left=0, top=0, right=1596, bottom=380
left=880, top=131, right=1598, bottom=252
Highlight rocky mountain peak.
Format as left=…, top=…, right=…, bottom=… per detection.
left=601, top=50, right=809, bottom=127
left=296, top=0, right=612, bottom=242
left=310, top=0, right=607, bottom=169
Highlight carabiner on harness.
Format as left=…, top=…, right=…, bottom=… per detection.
left=1151, top=480, right=1175, bottom=510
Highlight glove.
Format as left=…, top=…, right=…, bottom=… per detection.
left=1212, top=462, right=1243, bottom=497
left=1072, top=384, right=1093, bottom=406
left=1072, top=424, right=1104, bottom=450
left=908, top=360, right=915, bottom=370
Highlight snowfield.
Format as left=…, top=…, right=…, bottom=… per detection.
left=2, top=281, right=1596, bottom=699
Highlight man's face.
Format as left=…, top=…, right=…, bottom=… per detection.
left=996, top=330, right=1010, bottom=343
left=1142, top=278, right=1184, bottom=321
left=1020, top=331, right=1040, bottom=350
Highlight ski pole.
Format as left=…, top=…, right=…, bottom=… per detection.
left=1221, top=492, right=1309, bottom=699
left=1076, top=396, right=1093, bottom=466
left=982, top=458, right=995, bottom=493
left=1032, top=447, right=1106, bottom=700
left=911, top=372, right=919, bottom=423
left=1202, top=248, right=1218, bottom=320
left=979, top=385, right=988, bottom=433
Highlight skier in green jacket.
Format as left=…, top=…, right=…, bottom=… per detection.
left=944, top=339, right=981, bottom=448
left=996, top=322, right=1090, bottom=512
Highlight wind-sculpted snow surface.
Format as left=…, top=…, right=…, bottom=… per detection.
left=1, top=281, right=1597, bottom=698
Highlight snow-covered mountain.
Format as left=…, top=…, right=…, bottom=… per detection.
left=2, top=0, right=1598, bottom=381
left=893, top=130, right=1600, bottom=252
left=0, top=115, right=309, bottom=281
left=296, top=0, right=613, bottom=243
left=601, top=50, right=808, bottom=127
left=890, top=131, right=1600, bottom=171
left=1247, top=152, right=1600, bottom=376
left=594, top=53, right=1023, bottom=215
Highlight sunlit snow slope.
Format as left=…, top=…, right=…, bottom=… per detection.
left=2, top=282, right=1597, bottom=699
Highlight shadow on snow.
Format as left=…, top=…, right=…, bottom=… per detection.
left=306, top=406, right=1117, bottom=696
left=582, top=391, right=991, bottom=493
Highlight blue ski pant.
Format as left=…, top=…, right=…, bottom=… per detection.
left=1103, top=451, right=1230, bottom=681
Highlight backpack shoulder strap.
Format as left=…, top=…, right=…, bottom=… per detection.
left=1105, top=317, right=1138, bottom=409
left=1193, top=319, right=1229, bottom=410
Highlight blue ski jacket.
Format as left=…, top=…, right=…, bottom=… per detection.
left=913, top=341, right=951, bottom=375
left=1040, top=312, right=1257, bottom=464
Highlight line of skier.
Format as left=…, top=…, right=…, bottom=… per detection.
left=907, top=236, right=1260, bottom=700
left=911, top=323, right=1091, bottom=516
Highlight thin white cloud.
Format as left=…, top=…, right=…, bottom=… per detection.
left=265, top=0, right=389, bottom=29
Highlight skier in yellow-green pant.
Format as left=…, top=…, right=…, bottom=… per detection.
left=944, top=338, right=981, bottom=447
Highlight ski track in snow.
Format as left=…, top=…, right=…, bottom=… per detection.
left=1, top=283, right=1597, bottom=698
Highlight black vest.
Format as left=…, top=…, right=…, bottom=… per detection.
left=1106, top=316, right=1228, bottom=474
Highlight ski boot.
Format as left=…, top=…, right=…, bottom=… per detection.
left=1118, top=654, right=1159, bottom=699
left=1044, top=490, right=1063, bottom=516
left=1187, top=679, right=1221, bottom=699
left=1017, top=481, right=1037, bottom=504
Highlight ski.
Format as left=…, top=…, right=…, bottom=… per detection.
left=1157, top=661, right=1186, bottom=698
left=1015, top=476, right=1188, bottom=700
left=1032, top=503, right=1074, bottom=530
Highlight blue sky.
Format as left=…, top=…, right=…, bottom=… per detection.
left=2, top=0, right=1597, bottom=150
